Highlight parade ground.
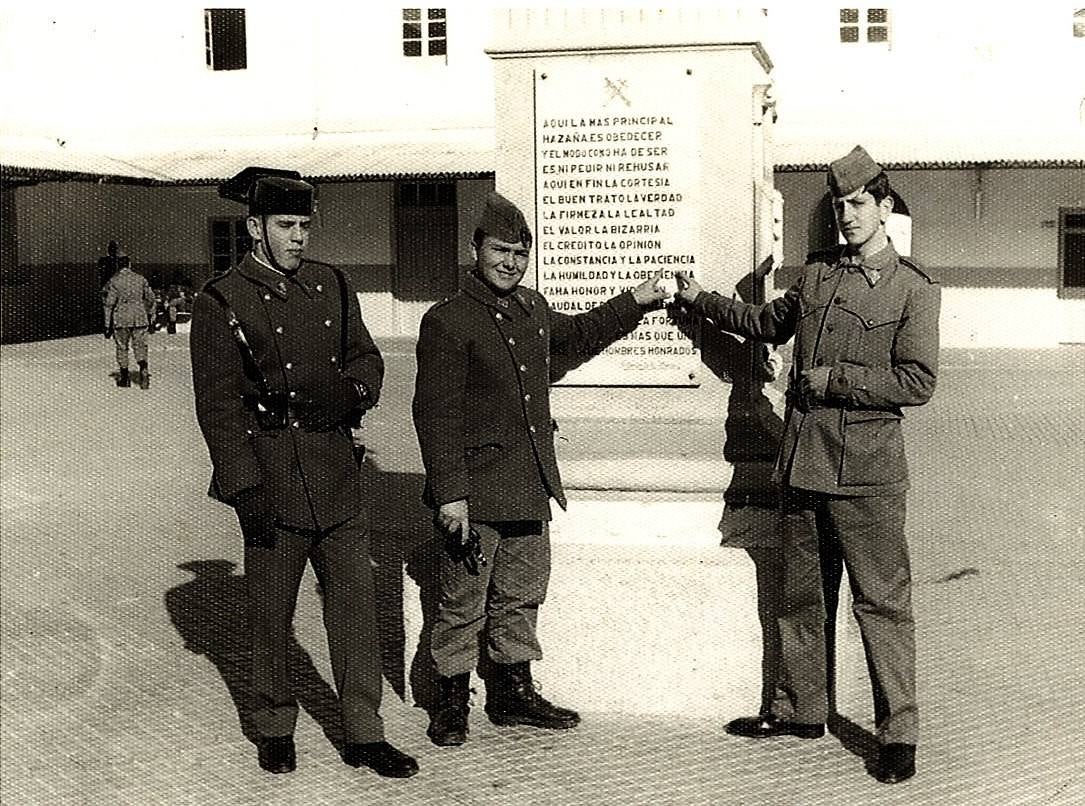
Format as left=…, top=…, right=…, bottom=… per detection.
left=2, top=332, right=1083, bottom=805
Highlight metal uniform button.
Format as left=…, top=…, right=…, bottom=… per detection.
left=538, top=328, right=545, bottom=336
left=291, top=421, right=300, bottom=429
left=316, top=284, right=323, bottom=292
left=867, top=318, right=875, bottom=326
left=330, top=356, right=337, bottom=364
left=508, top=337, right=516, bottom=346
left=288, top=391, right=297, bottom=399
left=826, top=324, right=835, bottom=333
left=815, top=357, right=824, bottom=366
left=495, top=313, right=503, bottom=321
left=264, top=293, right=271, bottom=301
left=275, top=326, right=283, bottom=334
left=519, top=365, right=527, bottom=372
left=324, top=319, right=332, bottom=327
left=529, top=425, right=536, bottom=433
left=524, top=393, right=532, bottom=401
left=285, top=362, right=293, bottom=370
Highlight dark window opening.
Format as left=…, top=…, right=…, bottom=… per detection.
left=403, top=8, right=447, bottom=60
left=205, top=8, right=247, bottom=71
left=209, top=218, right=251, bottom=275
left=394, top=181, right=458, bottom=297
left=1060, top=208, right=1085, bottom=297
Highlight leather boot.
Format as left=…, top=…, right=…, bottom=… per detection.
left=485, top=662, right=580, bottom=730
left=137, top=360, right=150, bottom=390
left=116, top=368, right=130, bottom=387
left=427, top=673, right=470, bottom=746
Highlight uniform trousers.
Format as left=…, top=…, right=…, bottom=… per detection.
left=113, top=325, right=148, bottom=367
left=778, top=486, right=917, bottom=744
left=430, top=520, right=550, bottom=677
left=244, top=517, right=384, bottom=743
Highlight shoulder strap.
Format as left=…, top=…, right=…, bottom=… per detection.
left=200, top=283, right=270, bottom=395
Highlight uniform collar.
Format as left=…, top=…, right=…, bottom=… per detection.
left=237, top=252, right=314, bottom=299
left=461, top=271, right=533, bottom=314
left=835, top=240, right=899, bottom=287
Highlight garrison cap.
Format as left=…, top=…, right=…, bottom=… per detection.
left=828, top=145, right=882, bottom=197
left=477, top=191, right=532, bottom=247
left=219, top=166, right=314, bottom=216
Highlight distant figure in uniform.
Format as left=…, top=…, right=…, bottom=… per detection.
left=101, top=244, right=155, bottom=389
left=675, top=145, right=940, bottom=785
left=189, top=167, right=418, bottom=779
left=412, top=191, right=668, bottom=747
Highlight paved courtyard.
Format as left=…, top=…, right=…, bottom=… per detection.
left=2, top=333, right=1083, bottom=805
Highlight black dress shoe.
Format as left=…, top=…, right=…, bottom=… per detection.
left=257, top=736, right=296, bottom=774
left=342, top=741, right=419, bottom=778
left=874, top=743, right=916, bottom=784
left=725, top=714, right=825, bottom=739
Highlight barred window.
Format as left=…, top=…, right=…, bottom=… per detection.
left=403, top=8, right=447, bottom=58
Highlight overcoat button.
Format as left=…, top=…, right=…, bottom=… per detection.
left=330, top=356, right=337, bottom=364
left=264, top=293, right=271, bottom=301
left=275, top=326, right=283, bottom=334
left=285, top=362, right=293, bottom=370
left=524, top=393, right=532, bottom=401
left=324, top=319, right=332, bottom=327
left=291, top=421, right=300, bottom=429
left=529, top=425, right=536, bottom=433
left=538, top=328, right=545, bottom=336
left=520, top=365, right=527, bottom=372
left=508, top=337, right=516, bottom=345
left=495, top=313, right=503, bottom=320
left=867, top=318, right=875, bottom=325
left=289, top=391, right=297, bottom=399
left=316, top=284, right=323, bottom=292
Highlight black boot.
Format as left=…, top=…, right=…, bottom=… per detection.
left=257, top=735, right=296, bottom=774
left=116, top=368, right=130, bottom=387
left=428, top=673, right=470, bottom=746
left=485, top=662, right=579, bottom=730
left=137, top=360, right=150, bottom=390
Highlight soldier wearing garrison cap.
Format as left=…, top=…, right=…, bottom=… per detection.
left=412, top=191, right=668, bottom=747
left=190, top=167, right=418, bottom=779
left=675, top=145, right=939, bottom=785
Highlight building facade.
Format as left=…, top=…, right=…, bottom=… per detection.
left=2, top=3, right=1083, bottom=344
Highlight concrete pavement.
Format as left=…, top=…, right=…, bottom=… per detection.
left=2, top=333, right=1083, bottom=805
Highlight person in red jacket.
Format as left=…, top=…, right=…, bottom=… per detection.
left=189, top=167, right=417, bottom=779
left=412, top=191, right=666, bottom=747
left=674, top=146, right=940, bottom=785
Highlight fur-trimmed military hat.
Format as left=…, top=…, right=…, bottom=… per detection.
left=827, top=145, right=882, bottom=197
left=477, top=191, right=532, bottom=247
left=219, top=166, right=314, bottom=216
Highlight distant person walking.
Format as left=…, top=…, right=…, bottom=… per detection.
left=102, top=245, right=155, bottom=389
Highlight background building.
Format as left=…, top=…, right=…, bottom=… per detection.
left=1, top=2, right=1082, bottom=345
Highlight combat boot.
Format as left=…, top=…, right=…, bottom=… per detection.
left=137, top=360, right=150, bottom=390
left=485, top=661, right=580, bottom=730
left=427, top=673, right=470, bottom=746
left=116, top=368, right=130, bottom=387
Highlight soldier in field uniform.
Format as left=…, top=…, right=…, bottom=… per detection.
left=189, top=167, right=417, bottom=779
left=675, top=146, right=940, bottom=785
left=412, top=192, right=667, bottom=747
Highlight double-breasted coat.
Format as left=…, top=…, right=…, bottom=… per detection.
left=412, top=271, right=645, bottom=522
left=690, top=242, right=940, bottom=495
left=190, top=254, right=383, bottom=531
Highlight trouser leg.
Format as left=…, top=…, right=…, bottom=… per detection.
left=819, top=526, right=845, bottom=713
left=777, top=487, right=828, bottom=725
left=485, top=521, right=549, bottom=666
left=828, top=493, right=917, bottom=745
left=245, top=530, right=310, bottom=738
left=113, top=327, right=131, bottom=368
left=430, top=522, right=499, bottom=677
left=746, top=546, right=791, bottom=719
left=311, top=519, right=385, bottom=743
left=131, top=326, right=149, bottom=364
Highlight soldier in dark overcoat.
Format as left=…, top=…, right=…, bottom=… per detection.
left=412, top=192, right=667, bottom=747
left=675, top=146, right=940, bottom=785
left=189, top=167, right=417, bottom=779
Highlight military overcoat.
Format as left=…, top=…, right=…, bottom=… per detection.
left=412, top=272, right=644, bottom=521
left=190, top=254, right=383, bottom=531
left=691, top=242, right=940, bottom=496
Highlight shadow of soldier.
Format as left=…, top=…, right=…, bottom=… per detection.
left=357, top=460, right=439, bottom=709
left=163, top=559, right=343, bottom=748
left=670, top=260, right=879, bottom=762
